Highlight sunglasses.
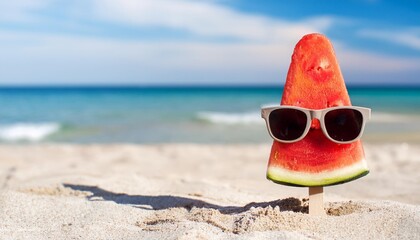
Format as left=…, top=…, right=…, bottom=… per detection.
left=261, top=106, right=371, bottom=144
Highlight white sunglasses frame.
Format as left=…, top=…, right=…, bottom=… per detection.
left=261, top=105, right=371, bottom=144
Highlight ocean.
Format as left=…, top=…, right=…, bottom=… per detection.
left=0, top=86, right=419, bottom=144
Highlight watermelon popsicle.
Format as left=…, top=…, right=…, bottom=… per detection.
left=263, top=33, right=369, bottom=187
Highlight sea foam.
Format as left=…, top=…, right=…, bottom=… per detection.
left=371, top=112, right=417, bottom=123
left=0, top=122, right=60, bottom=142
left=196, top=111, right=263, bottom=125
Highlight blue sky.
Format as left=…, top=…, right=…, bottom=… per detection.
left=0, top=0, right=419, bottom=86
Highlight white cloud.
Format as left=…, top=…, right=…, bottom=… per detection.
left=0, top=30, right=292, bottom=84
left=1, top=29, right=420, bottom=85
left=0, top=0, right=419, bottom=85
left=0, top=0, right=334, bottom=44
left=0, top=0, right=336, bottom=85
left=334, top=43, right=420, bottom=72
left=358, top=28, right=420, bottom=51
left=92, top=0, right=332, bottom=43
left=0, top=0, right=51, bottom=22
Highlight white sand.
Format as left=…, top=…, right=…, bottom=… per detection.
left=0, top=143, right=419, bottom=239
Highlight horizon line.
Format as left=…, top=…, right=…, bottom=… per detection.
left=0, top=83, right=420, bottom=89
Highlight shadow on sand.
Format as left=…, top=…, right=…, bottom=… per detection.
left=63, top=183, right=308, bottom=214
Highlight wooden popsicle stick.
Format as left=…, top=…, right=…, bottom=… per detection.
left=309, top=186, right=325, bottom=216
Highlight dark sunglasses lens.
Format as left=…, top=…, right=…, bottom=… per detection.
left=268, top=109, right=308, bottom=141
left=324, top=109, right=363, bottom=142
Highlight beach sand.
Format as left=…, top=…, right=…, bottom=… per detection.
left=0, top=143, right=419, bottom=239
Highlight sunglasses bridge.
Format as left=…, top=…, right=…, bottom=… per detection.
left=307, top=109, right=325, bottom=120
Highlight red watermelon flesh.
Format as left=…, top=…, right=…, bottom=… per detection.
left=267, top=33, right=369, bottom=187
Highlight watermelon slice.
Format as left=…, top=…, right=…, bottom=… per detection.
left=266, top=33, right=369, bottom=187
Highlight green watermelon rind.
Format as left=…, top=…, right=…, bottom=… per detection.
left=266, top=160, right=369, bottom=187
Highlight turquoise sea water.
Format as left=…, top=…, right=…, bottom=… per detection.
left=0, top=86, right=419, bottom=144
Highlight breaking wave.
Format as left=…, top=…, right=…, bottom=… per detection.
left=0, top=122, right=61, bottom=142
left=371, top=112, right=418, bottom=123
left=196, top=111, right=263, bottom=125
